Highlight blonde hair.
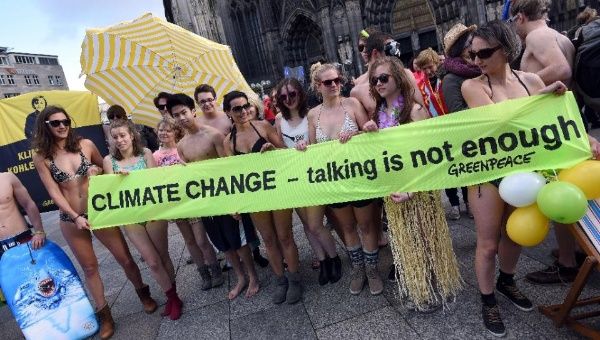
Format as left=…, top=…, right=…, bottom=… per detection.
left=414, top=48, right=441, bottom=69
left=310, top=62, right=341, bottom=91
left=156, top=117, right=184, bottom=142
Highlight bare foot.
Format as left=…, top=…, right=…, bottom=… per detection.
left=228, top=278, right=247, bottom=300
left=245, top=277, right=260, bottom=298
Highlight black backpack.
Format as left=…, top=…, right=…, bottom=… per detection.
left=573, top=18, right=600, bottom=112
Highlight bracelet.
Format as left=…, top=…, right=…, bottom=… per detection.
left=33, top=230, right=45, bottom=235
left=74, top=214, right=85, bottom=221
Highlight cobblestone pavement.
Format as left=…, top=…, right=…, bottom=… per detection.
left=3, top=130, right=600, bottom=339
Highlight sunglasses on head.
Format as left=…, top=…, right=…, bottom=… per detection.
left=370, top=73, right=391, bottom=86
left=46, top=118, right=71, bottom=128
left=278, top=91, right=297, bottom=102
left=157, top=104, right=167, bottom=110
left=199, top=97, right=214, bottom=105
left=507, top=14, right=518, bottom=24
left=320, top=77, right=342, bottom=87
left=469, top=45, right=501, bottom=61
left=231, top=103, right=252, bottom=113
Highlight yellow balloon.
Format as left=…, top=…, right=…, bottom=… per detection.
left=506, top=204, right=550, bottom=247
left=558, top=160, right=600, bottom=199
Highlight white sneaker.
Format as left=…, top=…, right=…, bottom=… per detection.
left=448, top=206, right=460, bottom=220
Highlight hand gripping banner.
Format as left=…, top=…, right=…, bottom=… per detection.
left=89, top=93, right=591, bottom=228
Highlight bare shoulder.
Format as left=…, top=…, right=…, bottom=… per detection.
left=307, top=107, right=319, bottom=121
left=518, top=70, right=545, bottom=90
left=462, top=76, right=485, bottom=92
left=343, top=96, right=362, bottom=108
left=0, top=172, right=17, bottom=183
left=142, top=147, right=153, bottom=157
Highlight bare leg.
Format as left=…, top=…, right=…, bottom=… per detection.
left=498, top=206, right=522, bottom=274
left=325, top=208, right=345, bottom=243
left=123, top=224, right=173, bottom=292
left=93, top=226, right=145, bottom=290
left=354, top=203, right=378, bottom=253
left=226, top=250, right=247, bottom=300
left=145, top=220, right=175, bottom=282
left=251, top=211, right=284, bottom=276
left=190, top=219, right=218, bottom=265
left=60, top=222, right=106, bottom=308
left=176, top=220, right=206, bottom=268
left=273, top=209, right=299, bottom=273
left=305, top=205, right=338, bottom=258
left=331, top=206, right=360, bottom=248
left=554, top=223, right=577, bottom=267
left=238, top=245, right=259, bottom=298
left=469, top=185, right=505, bottom=294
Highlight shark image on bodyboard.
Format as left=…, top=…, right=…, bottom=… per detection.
left=0, top=240, right=98, bottom=339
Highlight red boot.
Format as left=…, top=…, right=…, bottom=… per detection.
left=165, top=286, right=183, bottom=320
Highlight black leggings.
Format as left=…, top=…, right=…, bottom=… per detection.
left=445, top=187, right=468, bottom=207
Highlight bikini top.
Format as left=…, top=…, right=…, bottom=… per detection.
left=49, top=151, right=93, bottom=183
left=485, top=69, right=531, bottom=99
left=280, top=116, right=309, bottom=148
left=315, top=100, right=358, bottom=143
left=111, top=155, right=146, bottom=172
left=231, top=122, right=268, bottom=155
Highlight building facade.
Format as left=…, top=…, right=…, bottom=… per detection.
left=164, top=0, right=598, bottom=86
left=0, top=47, right=68, bottom=99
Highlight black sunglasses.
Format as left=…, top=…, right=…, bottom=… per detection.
left=199, top=97, right=214, bottom=105
left=278, top=91, right=297, bottom=102
left=370, top=73, right=391, bottom=86
left=231, top=103, right=252, bottom=113
left=157, top=104, right=167, bottom=110
left=46, top=118, right=71, bottom=128
left=469, top=45, right=501, bottom=61
left=358, top=44, right=366, bottom=53
left=320, top=78, right=342, bottom=86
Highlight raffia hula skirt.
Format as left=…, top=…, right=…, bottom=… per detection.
left=384, top=191, right=463, bottom=310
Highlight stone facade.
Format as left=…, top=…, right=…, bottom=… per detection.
left=0, top=47, right=68, bottom=99
left=164, top=0, right=598, bottom=85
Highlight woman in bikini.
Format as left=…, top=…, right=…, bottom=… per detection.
left=275, top=78, right=343, bottom=286
left=223, top=90, right=305, bottom=305
left=102, top=119, right=183, bottom=321
left=302, top=63, right=380, bottom=296
left=33, top=106, right=157, bottom=339
left=460, top=20, right=567, bottom=337
left=152, top=117, right=223, bottom=290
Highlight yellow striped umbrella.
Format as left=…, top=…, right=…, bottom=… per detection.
left=80, top=13, right=256, bottom=127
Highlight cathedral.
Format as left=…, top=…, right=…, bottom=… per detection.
left=163, top=0, right=597, bottom=85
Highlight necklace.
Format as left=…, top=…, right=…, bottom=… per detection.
left=378, top=95, right=405, bottom=129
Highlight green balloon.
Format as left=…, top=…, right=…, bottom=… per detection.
left=537, top=181, right=588, bottom=224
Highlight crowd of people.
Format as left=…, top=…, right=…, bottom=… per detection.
left=1, top=1, right=600, bottom=339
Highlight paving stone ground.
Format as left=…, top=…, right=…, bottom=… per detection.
left=3, top=128, right=600, bottom=339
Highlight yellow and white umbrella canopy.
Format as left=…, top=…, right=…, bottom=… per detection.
left=80, top=13, right=255, bottom=126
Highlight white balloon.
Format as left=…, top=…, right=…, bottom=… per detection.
left=498, top=172, right=547, bottom=207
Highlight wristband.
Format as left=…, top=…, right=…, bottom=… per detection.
left=33, top=230, right=46, bottom=235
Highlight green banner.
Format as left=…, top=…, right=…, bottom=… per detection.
left=89, top=93, right=591, bottom=229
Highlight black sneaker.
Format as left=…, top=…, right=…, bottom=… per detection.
left=525, top=261, right=578, bottom=284
left=482, top=304, right=506, bottom=337
left=496, top=281, right=534, bottom=312
left=387, top=264, right=396, bottom=282
left=252, top=248, right=269, bottom=268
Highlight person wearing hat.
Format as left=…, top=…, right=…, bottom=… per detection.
left=440, top=23, right=481, bottom=221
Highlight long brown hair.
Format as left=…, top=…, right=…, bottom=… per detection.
left=368, top=57, right=415, bottom=125
left=33, top=106, right=81, bottom=159
left=109, top=119, right=144, bottom=160
left=275, top=78, right=308, bottom=120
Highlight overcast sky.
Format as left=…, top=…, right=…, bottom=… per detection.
left=0, top=0, right=166, bottom=91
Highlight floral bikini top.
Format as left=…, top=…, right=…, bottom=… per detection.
left=111, top=155, right=146, bottom=172
left=49, top=151, right=93, bottom=183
